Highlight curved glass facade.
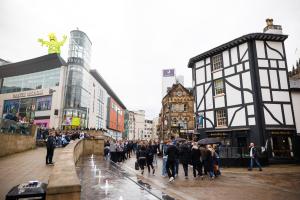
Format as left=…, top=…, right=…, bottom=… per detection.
left=63, top=30, right=92, bottom=128
left=68, top=30, right=91, bottom=70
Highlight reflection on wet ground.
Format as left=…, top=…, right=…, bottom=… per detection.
left=76, top=155, right=175, bottom=200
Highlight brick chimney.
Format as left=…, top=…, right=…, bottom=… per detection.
left=263, top=18, right=282, bottom=34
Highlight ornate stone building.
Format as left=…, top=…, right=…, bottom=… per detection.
left=159, top=83, right=194, bottom=140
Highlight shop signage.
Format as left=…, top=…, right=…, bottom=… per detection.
left=68, top=57, right=84, bottom=66
left=12, top=90, right=44, bottom=99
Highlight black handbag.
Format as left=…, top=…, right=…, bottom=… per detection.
left=135, top=161, right=139, bottom=170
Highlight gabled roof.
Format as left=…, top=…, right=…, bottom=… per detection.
left=0, top=54, right=67, bottom=78
left=162, top=83, right=193, bottom=101
left=188, top=33, right=288, bottom=68
left=90, top=69, right=126, bottom=110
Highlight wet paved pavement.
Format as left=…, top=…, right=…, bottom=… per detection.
left=76, top=154, right=300, bottom=200
left=0, top=147, right=62, bottom=200
left=75, top=155, right=173, bottom=200
left=121, top=155, right=300, bottom=200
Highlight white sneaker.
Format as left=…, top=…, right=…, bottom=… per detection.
left=169, top=177, right=174, bottom=182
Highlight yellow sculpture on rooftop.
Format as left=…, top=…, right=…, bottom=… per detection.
left=38, top=33, right=67, bottom=54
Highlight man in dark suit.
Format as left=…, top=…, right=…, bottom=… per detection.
left=46, top=131, right=56, bottom=165
left=248, top=143, right=262, bottom=171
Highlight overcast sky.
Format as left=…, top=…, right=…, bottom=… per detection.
left=1, top=0, right=300, bottom=119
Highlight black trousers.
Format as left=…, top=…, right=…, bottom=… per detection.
left=182, top=162, right=188, bottom=176
left=166, top=160, right=176, bottom=178
left=192, top=161, right=202, bottom=177
left=46, top=147, right=54, bottom=164
left=139, top=158, right=146, bottom=170
left=147, top=158, right=154, bottom=173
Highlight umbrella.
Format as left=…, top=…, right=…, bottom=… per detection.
left=197, top=137, right=221, bottom=145
left=175, top=137, right=186, bottom=142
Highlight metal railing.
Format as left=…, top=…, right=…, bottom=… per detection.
left=0, top=118, right=34, bottom=135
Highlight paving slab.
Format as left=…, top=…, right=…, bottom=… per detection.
left=121, top=155, right=300, bottom=200
left=0, top=147, right=62, bottom=200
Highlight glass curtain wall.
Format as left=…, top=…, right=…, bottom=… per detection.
left=63, top=30, right=92, bottom=129
left=1, top=68, right=60, bottom=94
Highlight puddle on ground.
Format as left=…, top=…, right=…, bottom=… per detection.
left=76, top=155, right=176, bottom=200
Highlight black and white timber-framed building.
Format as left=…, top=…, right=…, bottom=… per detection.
left=188, top=20, right=296, bottom=162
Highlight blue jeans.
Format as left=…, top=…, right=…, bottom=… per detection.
left=249, top=157, right=262, bottom=169
left=162, top=157, right=167, bottom=176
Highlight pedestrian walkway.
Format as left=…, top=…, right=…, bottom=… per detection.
left=121, top=155, right=300, bottom=200
left=0, top=147, right=61, bottom=200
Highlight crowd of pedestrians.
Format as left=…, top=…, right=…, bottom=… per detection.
left=161, top=137, right=221, bottom=182
left=104, top=137, right=222, bottom=182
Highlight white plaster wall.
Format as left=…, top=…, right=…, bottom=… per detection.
left=256, top=41, right=266, bottom=58
left=248, top=117, right=256, bottom=125
left=261, top=88, right=271, bottom=101
left=196, top=67, right=205, bottom=84
left=291, top=92, right=300, bottom=133
left=236, top=64, right=243, bottom=72
left=269, top=70, right=279, bottom=89
left=225, top=66, right=235, bottom=76
left=223, top=50, right=230, bottom=67
left=226, top=74, right=240, bottom=87
left=214, top=96, right=225, bottom=108
left=279, top=71, right=288, bottom=89
left=258, top=59, right=269, bottom=68
left=205, top=84, right=213, bottom=109
left=244, top=91, right=253, bottom=103
left=244, top=61, right=249, bottom=70
left=283, top=104, right=294, bottom=125
left=231, top=108, right=246, bottom=126
left=231, top=47, right=238, bottom=64
left=272, top=91, right=290, bottom=102
left=226, top=84, right=242, bottom=106
left=206, top=111, right=214, bottom=128
left=197, top=85, right=204, bottom=110
left=195, top=60, right=204, bottom=68
left=206, top=65, right=211, bottom=82
left=227, top=106, right=241, bottom=126
left=242, top=71, right=252, bottom=90
left=266, top=41, right=284, bottom=59
left=264, top=104, right=283, bottom=124
left=278, top=61, right=286, bottom=68
left=259, top=69, right=269, bottom=87
left=247, top=105, right=254, bottom=115
left=270, top=60, right=277, bottom=68
left=213, top=71, right=222, bottom=80
left=239, top=43, right=248, bottom=61
left=206, top=58, right=211, bottom=64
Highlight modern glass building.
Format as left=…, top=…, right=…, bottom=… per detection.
left=0, top=54, right=68, bottom=128
left=63, top=29, right=92, bottom=129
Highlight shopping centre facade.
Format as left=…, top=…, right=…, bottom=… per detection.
left=0, top=30, right=126, bottom=138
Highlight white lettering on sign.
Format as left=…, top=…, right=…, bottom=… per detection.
left=12, top=90, right=44, bottom=99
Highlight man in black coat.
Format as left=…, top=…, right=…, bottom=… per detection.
left=46, top=131, right=56, bottom=165
left=166, top=141, right=179, bottom=182
left=179, top=141, right=191, bottom=178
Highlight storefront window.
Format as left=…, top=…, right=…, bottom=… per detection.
left=36, top=96, right=52, bottom=111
